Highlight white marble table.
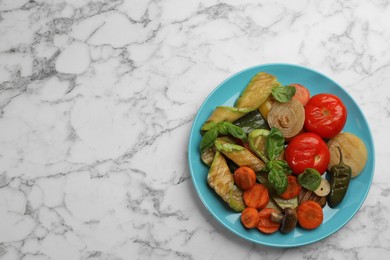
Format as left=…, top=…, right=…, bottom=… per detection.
left=0, top=0, right=389, bottom=259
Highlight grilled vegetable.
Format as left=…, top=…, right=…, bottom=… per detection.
left=327, top=146, right=352, bottom=208
left=233, top=109, right=269, bottom=134
left=327, top=132, right=367, bottom=177
left=203, top=106, right=253, bottom=128
left=271, top=194, right=298, bottom=209
left=248, top=129, right=270, bottom=163
left=270, top=208, right=298, bottom=234
left=207, top=151, right=245, bottom=212
left=298, top=188, right=327, bottom=208
left=267, top=99, right=305, bottom=139
left=297, top=200, right=323, bottom=229
left=236, top=72, right=280, bottom=109
left=215, top=138, right=265, bottom=172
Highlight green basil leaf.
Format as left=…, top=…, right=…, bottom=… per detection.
left=266, top=127, right=285, bottom=161
left=223, top=122, right=247, bottom=142
left=200, top=127, right=219, bottom=152
left=268, top=168, right=288, bottom=195
left=297, top=168, right=322, bottom=191
left=217, top=122, right=229, bottom=135
left=271, top=85, right=296, bottom=103
left=266, top=160, right=291, bottom=174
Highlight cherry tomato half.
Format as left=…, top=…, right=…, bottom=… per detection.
left=304, top=93, right=347, bottom=139
left=285, top=132, right=330, bottom=175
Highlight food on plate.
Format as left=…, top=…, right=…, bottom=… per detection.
left=270, top=208, right=298, bottom=234
left=203, top=106, right=253, bottom=127
left=298, top=189, right=327, bottom=208
left=215, top=137, right=265, bottom=172
left=248, top=129, right=270, bottom=163
left=304, top=94, right=347, bottom=139
left=233, top=109, right=269, bottom=134
left=259, top=96, right=275, bottom=119
left=327, top=132, right=368, bottom=177
left=257, top=208, right=281, bottom=234
left=241, top=207, right=260, bottom=228
left=267, top=99, right=305, bottom=139
left=279, top=175, right=302, bottom=200
left=285, top=133, right=330, bottom=175
left=200, top=71, right=366, bottom=235
left=297, top=168, right=322, bottom=191
left=327, top=146, right=352, bottom=208
left=243, top=183, right=270, bottom=209
left=271, top=193, right=298, bottom=209
left=234, top=166, right=257, bottom=190
left=291, top=83, right=310, bottom=106
left=207, top=151, right=245, bottom=212
left=236, top=72, right=280, bottom=109
left=314, top=178, right=330, bottom=197
left=297, top=200, right=324, bottom=229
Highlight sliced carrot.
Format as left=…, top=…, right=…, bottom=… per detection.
left=297, top=200, right=323, bottom=229
left=279, top=175, right=302, bottom=200
left=234, top=166, right=257, bottom=190
left=291, top=83, right=310, bottom=106
left=241, top=207, right=260, bottom=229
left=257, top=208, right=280, bottom=234
left=243, top=184, right=269, bottom=210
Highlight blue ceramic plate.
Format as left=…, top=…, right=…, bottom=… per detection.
left=188, top=64, right=375, bottom=247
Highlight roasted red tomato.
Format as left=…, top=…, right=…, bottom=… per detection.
left=285, top=132, right=330, bottom=175
left=304, top=93, right=347, bottom=139
left=290, top=83, right=310, bottom=106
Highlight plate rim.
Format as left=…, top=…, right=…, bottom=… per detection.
left=187, top=63, right=375, bottom=247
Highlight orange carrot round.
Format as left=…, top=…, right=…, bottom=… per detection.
left=279, top=175, right=302, bottom=200
left=257, top=208, right=280, bottom=234
left=241, top=207, right=260, bottom=229
left=234, top=166, right=257, bottom=190
left=297, top=200, right=323, bottom=229
left=243, top=184, right=269, bottom=210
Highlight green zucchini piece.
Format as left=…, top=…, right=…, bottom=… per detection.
left=202, top=106, right=253, bottom=130
left=215, top=137, right=265, bottom=172
left=233, top=109, right=269, bottom=134
left=201, top=147, right=216, bottom=166
left=248, top=129, right=270, bottom=163
left=236, top=72, right=280, bottom=109
left=207, top=151, right=245, bottom=212
left=271, top=194, right=298, bottom=210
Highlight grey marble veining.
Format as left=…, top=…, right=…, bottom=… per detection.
left=0, top=0, right=389, bottom=259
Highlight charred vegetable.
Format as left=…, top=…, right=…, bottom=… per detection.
left=327, top=132, right=367, bottom=177
left=248, top=129, right=270, bottom=163
left=207, top=151, right=245, bottom=212
left=233, top=109, right=269, bottom=134
left=215, top=138, right=265, bottom=172
left=298, top=188, right=327, bottom=208
left=267, top=99, right=305, bottom=139
left=327, top=146, right=352, bottom=208
left=203, top=106, right=253, bottom=128
left=236, top=72, right=280, bottom=109
left=200, top=122, right=247, bottom=152
left=270, top=208, right=298, bottom=233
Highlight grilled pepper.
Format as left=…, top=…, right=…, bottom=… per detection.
left=327, top=146, right=352, bottom=208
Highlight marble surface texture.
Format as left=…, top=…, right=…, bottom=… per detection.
left=0, top=0, right=389, bottom=259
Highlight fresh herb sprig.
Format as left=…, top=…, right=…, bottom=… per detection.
left=264, top=127, right=291, bottom=194
left=271, top=85, right=296, bottom=103
left=200, top=122, right=247, bottom=152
